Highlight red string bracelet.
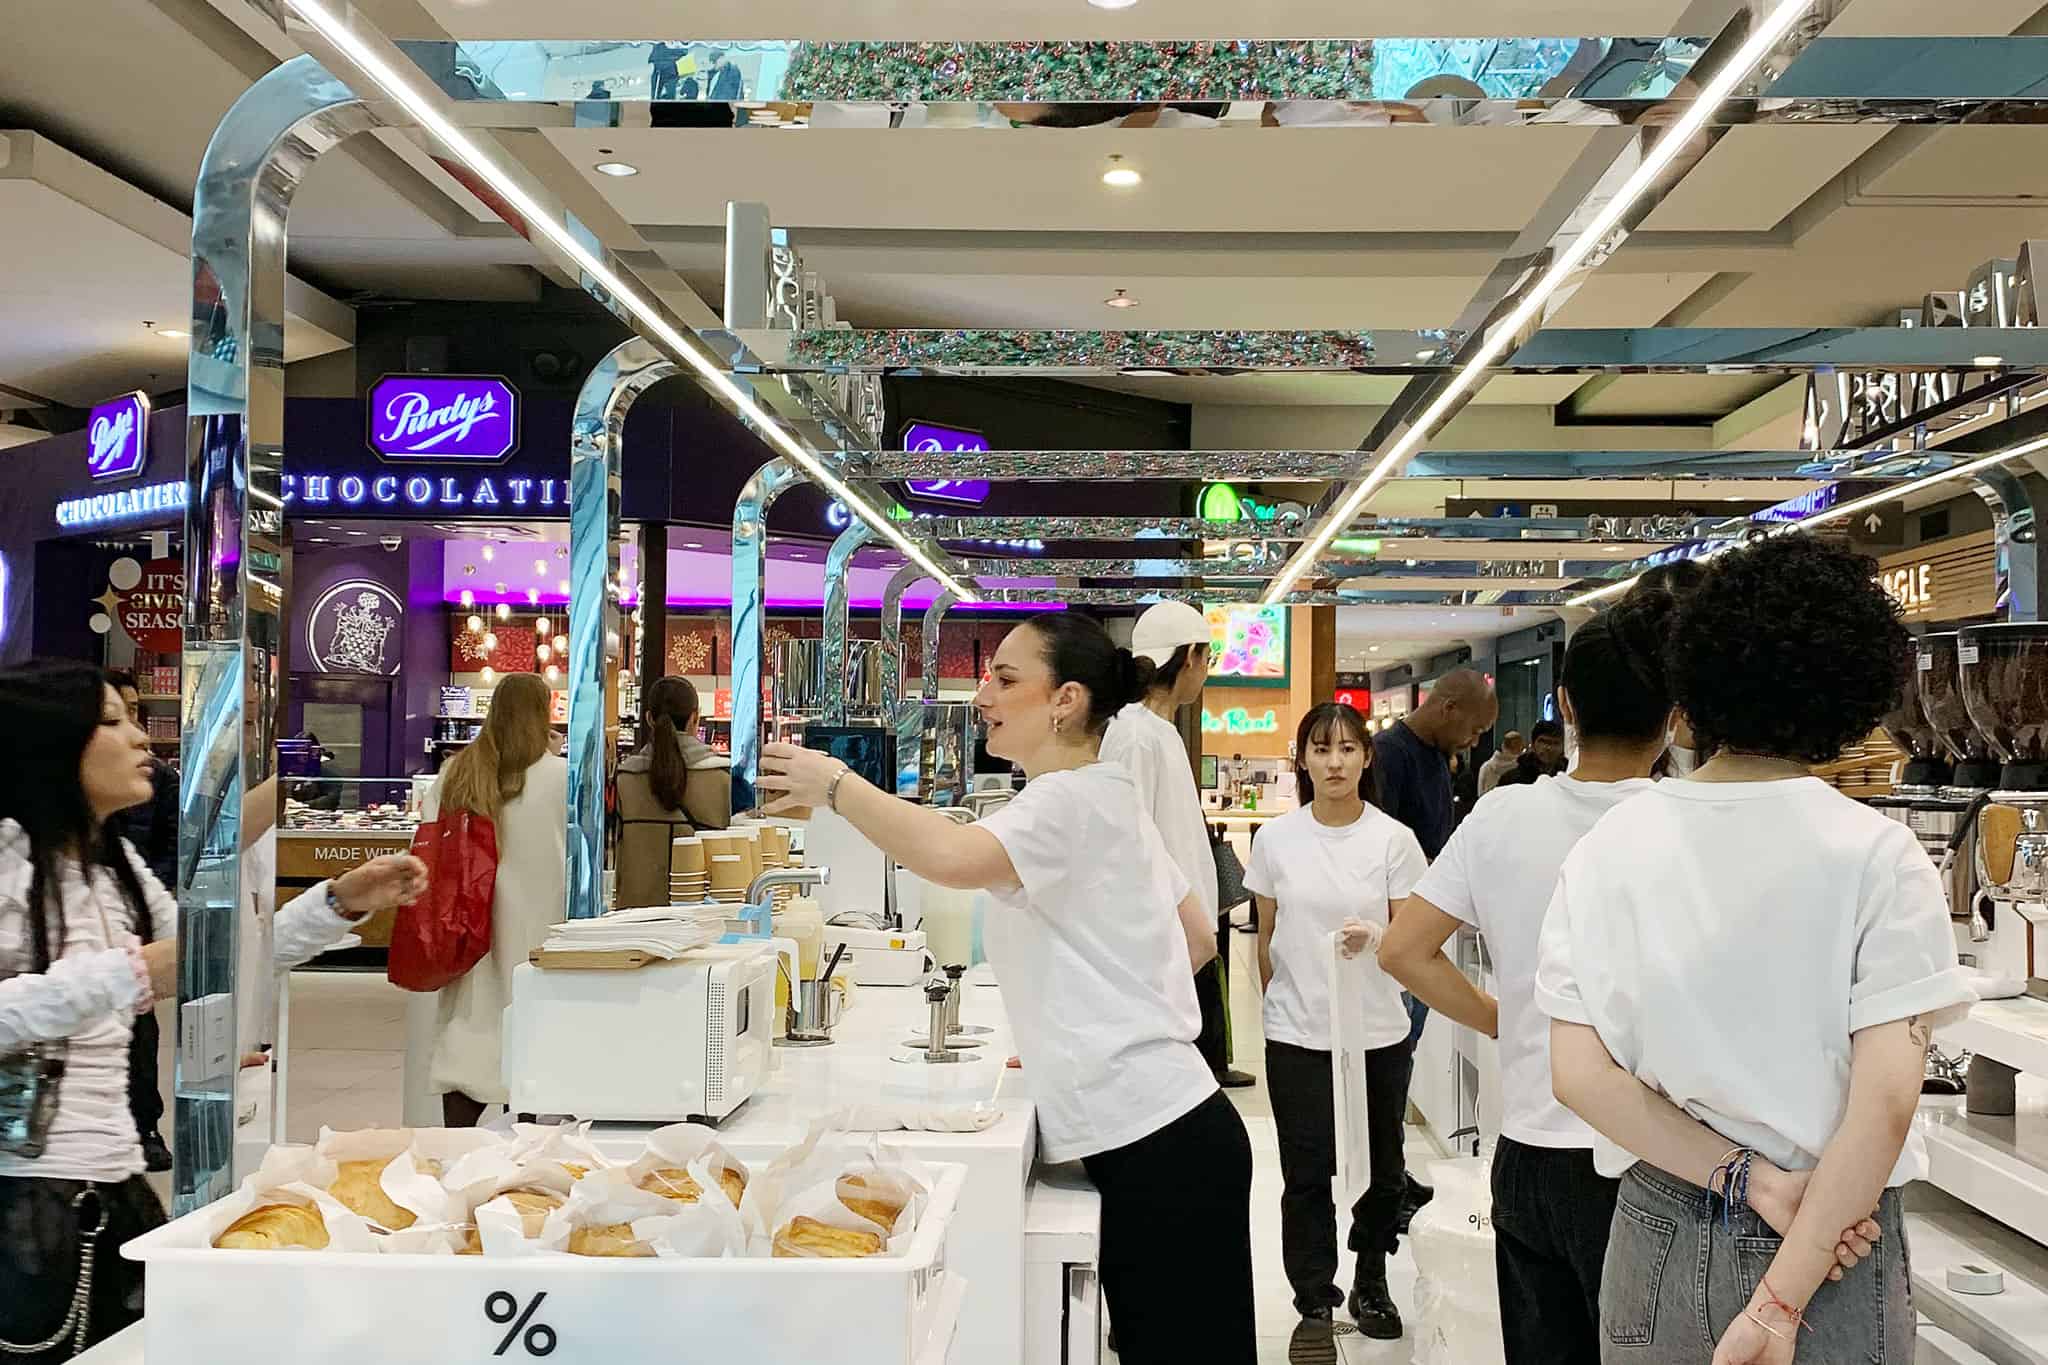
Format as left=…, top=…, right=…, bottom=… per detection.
left=1758, top=1277, right=1811, bottom=1334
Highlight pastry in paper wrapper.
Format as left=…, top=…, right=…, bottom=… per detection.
left=467, top=1188, right=571, bottom=1256
left=214, top=1202, right=330, bottom=1251
left=535, top=1168, right=746, bottom=1260
left=629, top=1123, right=750, bottom=1210
left=498, top=1120, right=609, bottom=1175
left=199, top=1147, right=377, bottom=1254
left=313, top=1128, right=470, bottom=1233
left=739, top=1126, right=931, bottom=1256
left=772, top=1215, right=882, bottom=1259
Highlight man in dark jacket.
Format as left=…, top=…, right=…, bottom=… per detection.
left=108, top=671, right=175, bottom=1172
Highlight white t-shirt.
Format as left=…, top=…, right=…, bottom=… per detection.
left=979, top=763, right=1216, bottom=1163
left=1535, top=777, right=1977, bottom=1184
left=1101, top=703, right=1217, bottom=921
left=1245, top=804, right=1426, bottom=1052
left=1415, top=775, right=1655, bottom=1148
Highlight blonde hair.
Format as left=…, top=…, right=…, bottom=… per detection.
left=437, top=671, right=553, bottom=820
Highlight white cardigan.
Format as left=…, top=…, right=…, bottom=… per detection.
left=0, top=820, right=356, bottom=1182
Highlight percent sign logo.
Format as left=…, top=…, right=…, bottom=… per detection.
left=485, top=1291, right=558, bottom=1357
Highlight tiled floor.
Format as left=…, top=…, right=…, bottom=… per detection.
left=149, top=930, right=1435, bottom=1363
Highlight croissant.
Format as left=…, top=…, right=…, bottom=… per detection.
left=838, top=1173, right=908, bottom=1231
left=717, top=1167, right=747, bottom=1208
left=328, top=1158, right=415, bottom=1230
left=637, top=1167, right=703, bottom=1203
left=214, top=1202, right=330, bottom=1251
left=567, top=1223, right=655, bottom=1258
left=561, top=1163, right=590, bottom=1180
left=772, top=1216, right=882, bottom=1259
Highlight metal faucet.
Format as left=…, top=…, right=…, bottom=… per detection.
left=747, top=865, right=830, bottom=905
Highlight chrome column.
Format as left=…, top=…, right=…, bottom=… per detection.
left=178, top=54, right=378, bottom=1213
left=880, top=564, right=932, bottom=795
left=729, top=458, right=805, bottom=811
left=920, top=592, right=959, bottom=704
left=566, top=338, right=675, bottom=919
left=820, top=521, right=876, bottom=724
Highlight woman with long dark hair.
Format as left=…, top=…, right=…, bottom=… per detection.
left=1249, top=701, right=1424, bottom=1343
left=1541, top=537, right=1974, bottom=1363
left=758, top=613, right=1253, bottom=1365
left=0, top=661, right=424, bottom=1358
left=615, top=676, right=731, bottom=910
left=422, top=672, right=566, bottom=1127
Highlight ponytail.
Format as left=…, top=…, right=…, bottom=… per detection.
left=643, top=676, right=702, bottom=811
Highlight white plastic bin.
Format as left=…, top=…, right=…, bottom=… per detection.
left=125, top=1162, right=968, bottom=1365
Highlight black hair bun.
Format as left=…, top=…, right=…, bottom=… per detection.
left=1115, top=647, right=1143, bottom=708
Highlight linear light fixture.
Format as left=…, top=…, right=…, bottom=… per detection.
left=284, top=0, right=976, bottom=602
left=1263, top=0, right=1819, bottom=604
left=1566, top=431, right=2048, bottom=608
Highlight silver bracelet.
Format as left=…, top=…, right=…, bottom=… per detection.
left=826, top=763, right=853, bottom=812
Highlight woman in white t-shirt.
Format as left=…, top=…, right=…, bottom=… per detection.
left=1539, top=536, right=1976, bottom=1364
left=760, top=613, right=1252, bottom=1365
left=1101, top=600, right=1243, bottom=1085
left=1248, top=702, right=1427, bottom=1342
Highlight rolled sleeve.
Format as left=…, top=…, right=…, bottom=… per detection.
left=1849, top=834, right=1978, bottom=1034
left=1532, top=877, right=1594, bottom=1027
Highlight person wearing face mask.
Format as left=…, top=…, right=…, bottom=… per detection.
left=1250, top=702, right=1427, bottom=1343
left=758, top=614, right=1253, bottom=1365
left=1101, top=602, right=1252, bottom=1090
left=0, top=661, right=427, bottom=1358
left=1378, top=596, right=1883, bottom=1363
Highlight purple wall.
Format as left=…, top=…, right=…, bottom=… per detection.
left=401, top=540, right=448, bottom=775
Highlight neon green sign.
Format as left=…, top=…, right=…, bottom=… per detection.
left=1202, top=707, right=1280, bottom=735
left=1197, top=482, right=1242, bottom=520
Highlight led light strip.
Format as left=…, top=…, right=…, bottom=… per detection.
left=285, top=0, right=976, bottom=602
left=1566, top=432, right=2048, bottom=607
left=1263, top=0, right=1818, bottom=605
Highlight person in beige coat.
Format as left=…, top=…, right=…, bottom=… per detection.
left=422, top=671, right=567, bottom=1127
left=615, top=676, right=730, bottom=910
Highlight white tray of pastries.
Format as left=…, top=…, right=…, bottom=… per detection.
left=125, top=1124, right=968, bottom=1365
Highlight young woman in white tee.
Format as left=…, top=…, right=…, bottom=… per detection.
left=760, top=613, right=1253, bottom=1365
left=1380, top=588, right=1880, bottom=1364
left=1248, top=702, right=1427, bottom=1341
left=1540, top=536, right=1975, bottom=1364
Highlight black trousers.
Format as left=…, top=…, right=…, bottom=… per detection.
left=1193, top=958, right=1228, bottom=1074
left=1267, top=1037, right=1412, bottom=1314
left=0, top=1175, right=165, bottom=1361
left=1080, top=1090, right=1255, bottom=1365
left=1490, top=1137, right=1619, bottom=1365
left=127, top=1009, right=164, bottom=1139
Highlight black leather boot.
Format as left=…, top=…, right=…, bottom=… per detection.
left=1348, top=1256, right=1402, bottom=1339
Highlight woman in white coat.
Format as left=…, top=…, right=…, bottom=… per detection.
left=423, top=671, right=567, bottom=1127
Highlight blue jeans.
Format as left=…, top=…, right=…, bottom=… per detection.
left=1599, top=1164, right=1912, bottom=1363
left=1404, top=991, right=1429, bottom=1046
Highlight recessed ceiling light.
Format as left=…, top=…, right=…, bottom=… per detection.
left=1368, top=644, right=1381, bottom=653
left=1089, top=0, right=1140, bottom=9
left=1414, top=348, right=1435, bottom=361
left=157, top=329, right=190, bottom=340
left=1100, top=155, right=1142, bottom=189
left=1975, top=355, right=2006, bottom=367
left=594, top=161, right=639, bottom=178
left=682, top=540, right=704, bottom=549
left=1104, top=289, right=1139, bottom=310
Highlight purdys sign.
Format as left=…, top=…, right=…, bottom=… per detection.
left=900, top=421, right=990, bottom=506
left=367, top=375, right=518, bottom=461
left=87, top=393, right=149, bottom=481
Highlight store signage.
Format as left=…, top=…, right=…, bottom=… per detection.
left=1203, top=707, right=1280, bottom=736
left=112, top=558, right=186, bottom=654
left=306, top=579, right=403, bottom=675
left=900, top=422, right=991, bottom=506
left=281, top=471, right=566, bottom=511
left=53, top=480, right=188, bottom=530
left=1750, top=485, right=1840, bottom=524
left=367, top=375, right=519, bottom=461
left=1333, top=688, right=1367, bottom=712
left=1198, top=482, right=1307, bottom=524
left=825, top=498, right=1044, bottom=552
left=1880, top=562, right=1934, bottom=612
left=86, top=393, right=149, bottom=480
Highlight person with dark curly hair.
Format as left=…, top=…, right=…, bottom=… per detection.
left=1538, top=536, right=1975, bottom=1364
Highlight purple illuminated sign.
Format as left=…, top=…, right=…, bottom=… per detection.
left=86, top=393, right=149, bottom=481
left=900, top=421, right=990, bottom=506
left=367, top=375, right=519, bottom=461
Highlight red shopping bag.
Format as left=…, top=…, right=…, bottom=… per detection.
left=387, top=810, right=499, bottom=992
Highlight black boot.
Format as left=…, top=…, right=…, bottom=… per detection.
left=1286, top=1306, right=1356, bottom=1364
left=1397, top=1171, right=1434, bottom=1233
left=1348, top=1258, right=1402, bottom=1340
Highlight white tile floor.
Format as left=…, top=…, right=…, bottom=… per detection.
left=151, top=930, right=1431, bottom=1364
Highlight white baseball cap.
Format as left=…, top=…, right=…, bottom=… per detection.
left=1130, top=600, right=1213, bottom=667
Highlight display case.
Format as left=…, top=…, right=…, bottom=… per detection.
left=280, top=779, right=419, bottom=952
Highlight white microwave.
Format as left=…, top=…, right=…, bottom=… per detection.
left=503, top=943, right=777, bottom=1123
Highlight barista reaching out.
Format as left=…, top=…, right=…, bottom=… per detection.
left=759, top=612, right=1254, bottom=1365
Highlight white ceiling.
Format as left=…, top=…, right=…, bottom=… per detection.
left=1335, top=604, right=1551, bottom=673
